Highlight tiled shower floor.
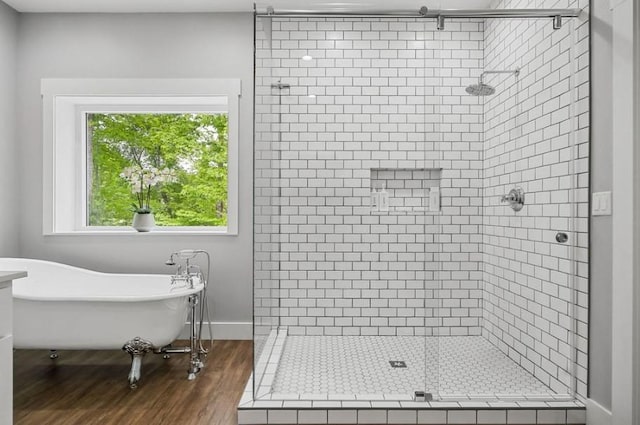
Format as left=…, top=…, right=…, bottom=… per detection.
left=270, top=335, right=556, bottom=399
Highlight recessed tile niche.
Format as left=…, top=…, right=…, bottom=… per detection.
left=369, top=168, right=442, bottom=214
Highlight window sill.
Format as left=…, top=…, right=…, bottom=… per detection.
left=45, top=228, right=236, bottom=236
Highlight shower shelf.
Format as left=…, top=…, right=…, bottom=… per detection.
left=370, top=168, right=441, bottom=215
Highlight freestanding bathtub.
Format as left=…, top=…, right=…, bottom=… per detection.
left=0, top=257, right=204, bottom=387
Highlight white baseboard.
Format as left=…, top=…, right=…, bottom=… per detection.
left=586, top=398, right=612, bottom=425
left=179, top=321, right=252, bottom=340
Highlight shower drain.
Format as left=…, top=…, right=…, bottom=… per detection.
left=389, top=360, right=407, bottom=368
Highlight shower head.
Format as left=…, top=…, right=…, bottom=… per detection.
left=465, top=68, right=520, bottom=97
left=465, top=83, right=496, bottom=96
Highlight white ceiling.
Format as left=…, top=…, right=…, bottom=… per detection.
left=3, top=0, right=493, bottom=14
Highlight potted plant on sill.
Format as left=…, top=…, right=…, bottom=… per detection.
left=120, top=165, right=176, bottom=232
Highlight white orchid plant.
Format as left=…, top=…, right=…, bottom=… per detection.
left=120, top=165, right=177, bottom=214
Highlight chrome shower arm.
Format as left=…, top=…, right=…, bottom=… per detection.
left=479, top=68, right=520, bottom=83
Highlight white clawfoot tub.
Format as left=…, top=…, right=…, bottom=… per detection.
left=0, top=257, right=204, bottom=388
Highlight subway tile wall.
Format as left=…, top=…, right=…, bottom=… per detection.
left=481, top=0, right=589, bottom=398
left=255, top=18, right=486, bottom=337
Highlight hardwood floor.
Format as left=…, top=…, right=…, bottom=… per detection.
left=13, top=340, right=253, bottom=425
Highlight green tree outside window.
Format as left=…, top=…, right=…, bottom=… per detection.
left=87, top=113, right=228, bottom=227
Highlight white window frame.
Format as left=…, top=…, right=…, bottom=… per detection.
left=42, top=78, right=241, bottom=235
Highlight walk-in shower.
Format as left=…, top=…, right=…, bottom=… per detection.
left=247, top=1, right=589, bottom=422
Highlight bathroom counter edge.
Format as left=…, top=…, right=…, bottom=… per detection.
left=0, top=271, right=27, bottom=287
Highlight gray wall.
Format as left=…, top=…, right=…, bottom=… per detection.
left=0, top=2, right=19, bottom=256
left=15, top=13, right=254, bottom=326
left=589, top=0, right=613, bottom=411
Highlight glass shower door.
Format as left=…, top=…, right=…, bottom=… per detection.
left=433, top=15, right=583, bottom=401
left=253, top=15, right=283, bottom=399
left=252, top=12, right=436, bottom=402
left=474, top=16, right=581, bottom=400
left=430, top=16, right=493, bottom=399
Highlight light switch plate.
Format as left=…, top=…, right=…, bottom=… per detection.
left=592, top=191, right=612, bottom=216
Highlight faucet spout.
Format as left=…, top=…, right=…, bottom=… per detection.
left=165, top=249, right=210, bottom=289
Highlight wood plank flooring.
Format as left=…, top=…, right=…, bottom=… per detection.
left=13, top=340, right=253, bottom=425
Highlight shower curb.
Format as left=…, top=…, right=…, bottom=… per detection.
left=237, top=373, right=586, bottom=425
left=237, top=405, right=586, bottom=425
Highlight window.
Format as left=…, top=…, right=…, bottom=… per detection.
left=87, top=112, right=228, bottom=227
left=42, top=79, right=241, bottom=235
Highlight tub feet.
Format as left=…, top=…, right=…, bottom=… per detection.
left=122, top=337, right=153, bottom=389
left=49, top=350, right=58, bottom=360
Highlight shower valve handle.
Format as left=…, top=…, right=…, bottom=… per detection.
left=500, top=187, right=525, bottom=212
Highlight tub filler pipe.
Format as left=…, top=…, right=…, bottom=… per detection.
left=153, top=249, right=213, bottom=384
left=122, top=250, right=212, bottom=389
